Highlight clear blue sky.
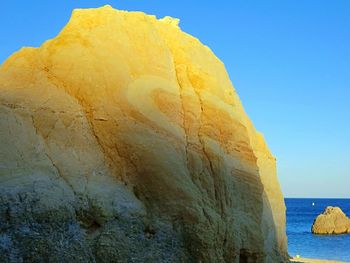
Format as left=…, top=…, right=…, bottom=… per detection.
left=1, top=1, right=349, bottom=198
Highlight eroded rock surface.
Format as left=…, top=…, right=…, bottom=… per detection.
left=312, top=206, right=350, bottom=235
left=0, top=5, right=288, bottom=262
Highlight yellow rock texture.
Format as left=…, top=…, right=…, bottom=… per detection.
left=0, top=5, right=288, bottom=262
left=312, top=207, right=350, bottom=235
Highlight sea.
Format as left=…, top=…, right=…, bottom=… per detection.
left=286, top=198, right=350, bottom=262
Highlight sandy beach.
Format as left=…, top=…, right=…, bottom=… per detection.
left=291, top=257, right=350, bottom=263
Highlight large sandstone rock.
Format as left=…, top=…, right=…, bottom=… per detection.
left=312, top=206, right=350, bottom=235
left=0, top=5, right=288, bottom=262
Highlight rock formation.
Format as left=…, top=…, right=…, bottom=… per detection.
left=312, top=206, right=350, bottom=235
left=0, top=5, right=288, bottom=262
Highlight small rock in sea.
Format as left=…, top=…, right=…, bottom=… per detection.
left=311, top=206, right=350, bottom=234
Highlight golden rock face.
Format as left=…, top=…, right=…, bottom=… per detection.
left=0, top=5, right=288, bottom=262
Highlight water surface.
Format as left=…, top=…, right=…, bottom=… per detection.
left=286, top=198, right=350, bottom=262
